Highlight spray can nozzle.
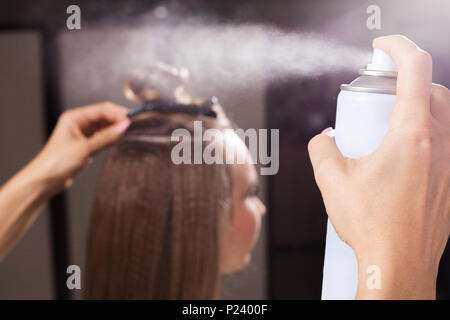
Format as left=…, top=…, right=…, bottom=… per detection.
left=341, top=48, right=398, bottom=94
left=366, top=48, right=398, bottom=72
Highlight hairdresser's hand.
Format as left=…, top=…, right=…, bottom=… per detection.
left=0, top=102, right=129, bottom=260
left=308, top=35, right=449, bottom=299
left=32, top=102, right=130, bottom=192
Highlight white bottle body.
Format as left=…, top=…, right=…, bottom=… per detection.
left=321, top=89, right=396, bottom=300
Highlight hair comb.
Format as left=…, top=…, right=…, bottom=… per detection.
left=127, top=97, right=218, bottom=119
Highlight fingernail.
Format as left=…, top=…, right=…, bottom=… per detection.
left=115, top=119, right=131, bottom=134
left=321, top=127, right=335, bottom=137
left=325, top=128, right=335, bottom=138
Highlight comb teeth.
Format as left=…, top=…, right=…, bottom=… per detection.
left=127, top=97, right=218, bottom=118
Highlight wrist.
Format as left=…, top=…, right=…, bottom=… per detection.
left=25, top=151, right=66, bottom=196
left=355, top=248, right=437, bottom=299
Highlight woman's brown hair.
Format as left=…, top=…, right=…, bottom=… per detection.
left=85, top=108, right=233, bottom=299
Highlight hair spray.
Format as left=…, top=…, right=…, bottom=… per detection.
left=321, top=48, right=398, bottom=299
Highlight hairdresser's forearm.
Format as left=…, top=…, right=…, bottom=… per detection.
left=355, top=249, right=437, bottom=299
left=0, top=155, right=60, bottom=261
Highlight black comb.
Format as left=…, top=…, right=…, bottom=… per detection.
left=127, top=97, right=218, bottom=118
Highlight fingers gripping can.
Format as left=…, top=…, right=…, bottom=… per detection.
left=321, top=49, right=398, bottom=299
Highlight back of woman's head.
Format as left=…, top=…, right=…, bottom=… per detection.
left=85, top=109, right=233, bottom=299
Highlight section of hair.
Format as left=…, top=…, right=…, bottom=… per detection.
left=85, top=110, right=233, bottom=299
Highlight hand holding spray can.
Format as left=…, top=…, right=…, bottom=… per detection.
left=321, top=48, right=398, bottom=299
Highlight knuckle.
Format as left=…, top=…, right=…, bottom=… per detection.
left=102, top=101, right=118, bottom=110
left=100, top=102, right=110, bottom=112
left=391, top=34, right=407, bottom=42
left=315, top=157, right=339, bottom=175
left=59, top=110, right=72, bottom=123
left=432, top=85, right=450, bottom=101
left=308, top=134, right=326, bottom=156
left=407, top=50, right=432, bottom=67
left=403, top=124, right=434, bottom=154
left=103, top=101, right=114, bottom=107
left=307, top=135, right=320, bottom=154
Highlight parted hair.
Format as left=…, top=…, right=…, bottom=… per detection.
left=85, top=108, right=233, bottom=299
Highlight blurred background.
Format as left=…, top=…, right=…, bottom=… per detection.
left=0, top=0, right=448, bottom=299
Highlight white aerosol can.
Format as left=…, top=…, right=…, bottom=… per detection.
left=321, top=49, right=398, bottom=300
